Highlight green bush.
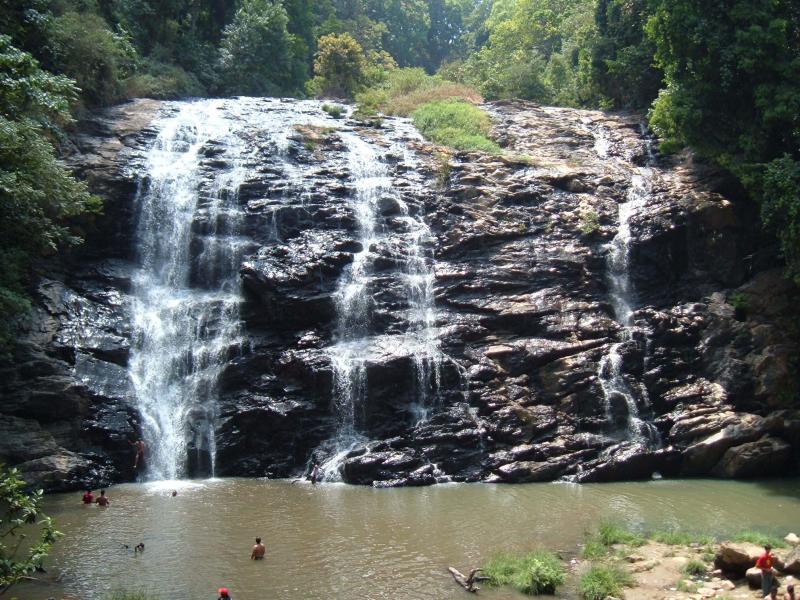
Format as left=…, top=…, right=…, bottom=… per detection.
left=321, top=103, right=344, bottom=118
left=579, top=564, right=632, bottom=600
left=47, top=11, right=137, bottom=106
left=124, top=61, right=205, bottom=99
left=596, top=522, right=646, bottom=547
left=581, top=539, right=609, bottom=559
left=682, top=558, right=707, bottom=577
left=484, top=551, right=566, bottom=595
left=412, top=100, right=501, bottom=153
left=579, top=209, right=600, bottom=235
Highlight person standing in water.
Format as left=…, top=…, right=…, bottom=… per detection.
left=309, top=462, right=320, bottom=485
left=251, top=537, right=266, bottom=560
left=95, top=489, right=110, bottom=506
left=82, top=489, right=94, bottom=504
left=218, top=587, right=232, bottom=599
left=130, top=439, right=145, bottom=470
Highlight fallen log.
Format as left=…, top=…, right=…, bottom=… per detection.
left=448, top=567, right=487, bottom=593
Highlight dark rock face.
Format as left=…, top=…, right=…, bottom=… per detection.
left=3, top=98, right=799, bottom=490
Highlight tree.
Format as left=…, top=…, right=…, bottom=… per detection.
left=0, top=35, right=100, bottom=358
left=218, top=0, right=304, bottom=95
left=311, top=32, right=366, bottom=97
left=0, top=465, right=61, bottom=595
left=591, top=0, right=662, bottom=108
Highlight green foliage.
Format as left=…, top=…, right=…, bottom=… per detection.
left=107, top=592, right=160, bottom=600
left=733, top=530, right=787, bottom=549
left=582, top=539, right=609, bottom=559
left=728, top=292, right=750, bottom=314
left=0, top=465, right=62, bottom=595
left=677, top=578, right=698, bottom=593
left=47, top=11, right=137, bottom=106
left=412, top=99, right=500, bottom=153
left=596, top=522, right=646, bottom=547
left=578, top=564, right=632, bottom=600
left=0, top=36, right=100, bottom=358
left=591, top=0, right=661, bottom=108
left=682, top=559, right=707, bottom=577
left=321, top=103, right=344, bottom=118
left=579, top=208, right=600, bottom=235
left=454, top=0, right=598, bottom=105
left=311, top=33, right=366, bottom=98
left=760, top=155, right=800, bottom=284
left=219, top=0, right=304, bottom=96
left=484, top=551, right=566, bottom=595
left=355, top=67, right=482, bottom=116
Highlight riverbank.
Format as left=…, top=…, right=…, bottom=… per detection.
left=481, top=523, right=799, bottom=599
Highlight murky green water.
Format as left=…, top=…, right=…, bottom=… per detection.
left=16, top=478, right=800, bottom=600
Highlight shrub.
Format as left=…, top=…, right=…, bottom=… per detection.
left=581, top=539, right=609, bottom=559
left=579, top=564, right=632, bottom=600
left=312, top=33, right=366, bottom=98
left=651, top=529, right=697, bottom=546
left=484, top=551, right=566, bottom=595
left=579, top=209, right=600, bottom=235
left=682, top=558, right=708, bottom=577
left=355, top=67, right=482, bottom=117
left=596, top=522, right=646, bottom=547
left=412, top=100, right=501, bottom=154
left=124, top=61, right=205, bottom=99
left=321, top=103, right=344, bottom=118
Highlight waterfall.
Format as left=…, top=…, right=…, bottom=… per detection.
left=596, top=127, right=659, bottom=445
left=319, top=126, right=441, bottom=480
left=129, top=99, right=249, bottom=480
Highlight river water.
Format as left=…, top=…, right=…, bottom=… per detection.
left=17, top=478, right=800, bottom=600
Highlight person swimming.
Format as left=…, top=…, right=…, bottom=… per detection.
left=82, top=489, right=94, bottom=504
left=95, top=489, right=110, bottom=506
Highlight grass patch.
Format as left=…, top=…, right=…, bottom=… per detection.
left=733, top=530, right=787, bottom=548
left=582, top=539, right=609, bottom=559
left=412, top=100, right=501, bottom=154
left=579, top=208, right=600, bottom=235
left=682, top=558, right=708, bottom=577
left=356, top=67, right=482, bottom=117
left=579, top=564, right=632, bottom=600
left=484, top=551, right=566, bottom=595
left=650, top=529, right=714, bottom=546
left=321, top=103, right=344, bottom=119
left=108, top=592, right=160, bottom=600
left=596, top=522, right=646, bottom=547
left=677, top=579, right=698, bottom=593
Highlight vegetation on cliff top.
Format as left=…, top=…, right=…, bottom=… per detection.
left=0, top=0, right=798, bottom=355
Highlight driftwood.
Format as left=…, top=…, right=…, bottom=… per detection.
left=448, top=567, right=488, bottom=593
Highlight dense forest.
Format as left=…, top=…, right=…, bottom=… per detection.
left=0, top=0, right=799, bottom=356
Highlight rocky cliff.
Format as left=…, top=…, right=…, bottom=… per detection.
left=1, top=97, right=797, bottom=491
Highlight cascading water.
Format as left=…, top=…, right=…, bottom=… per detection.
left=129, top=100, right=250, bottom=480
left=596, top=127, right=659, bottom=445
left=319, top=126, right=441, bottom=480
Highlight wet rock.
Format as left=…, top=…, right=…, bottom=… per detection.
left=715, top=542, right=763, bottom=576
left=681, top=415, right=767, bottom=474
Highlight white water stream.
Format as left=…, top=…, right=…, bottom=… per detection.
left=129, top=100, right=250, bottom=480
left=596, top=127, right=659, bottom=445
left=320, top=127, right=442, bottom=479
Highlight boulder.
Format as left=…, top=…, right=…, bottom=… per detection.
left=785, top=533, right=800, bottom=547
left=712, top=436, right=793, bottom=478
left=681, top=415, right=767, bottom=474
left=715, top=542, right=762, bottom=576
left=782, top=546, right=800, bottom=575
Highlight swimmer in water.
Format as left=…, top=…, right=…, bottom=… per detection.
left=251, top=537, right=266, bottom=560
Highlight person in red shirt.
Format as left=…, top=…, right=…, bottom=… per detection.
left=81, top=489, right=94, bottom=505
left=755, top=544, right=775, bottom=598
